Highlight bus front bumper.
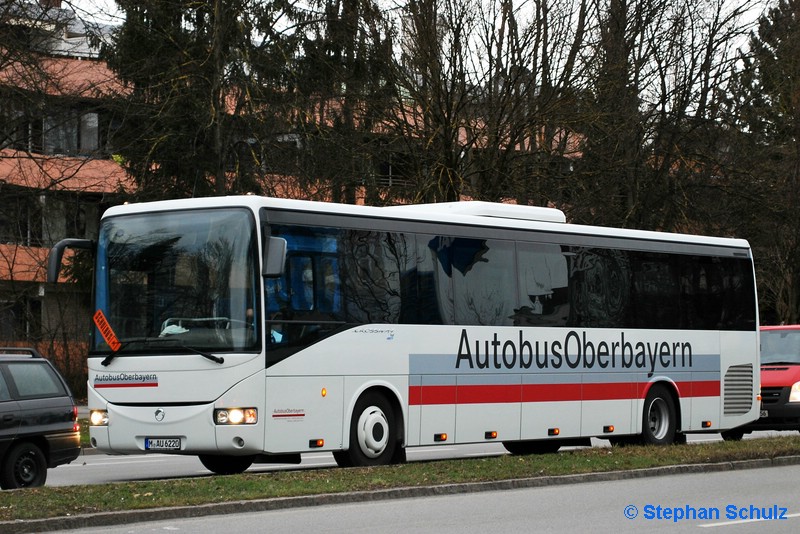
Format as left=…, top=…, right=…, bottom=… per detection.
left=89, top=403, right=264, bottom=455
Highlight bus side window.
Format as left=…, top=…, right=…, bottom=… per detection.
left=319, top=257, right=340, bottom=314
left=289, top=256, right=314, bottom=311
left=265, top=277, right=286, bottom=314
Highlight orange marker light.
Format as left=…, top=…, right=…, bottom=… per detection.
left=548, top=428, right=560, bottom=436
left=485, top=431, right=498, bottom=440
left=309, top=439, right=324, bottom=448
left=434, top=433, right=448, bottom=442
left=321, top=388, right=327, bottom=397
left=604, top=425, right=615, bottom=433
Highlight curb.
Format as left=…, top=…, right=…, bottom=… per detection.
left=4, top=455, right=800, bottom=533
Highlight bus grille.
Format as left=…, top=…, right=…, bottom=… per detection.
left=723, top=364, right=754, bottom=416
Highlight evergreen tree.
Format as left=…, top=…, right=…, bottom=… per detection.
left=285, top=0, right=396, bottom=204
left=724, top=0, right=800, bottom=323
left=102, top=0, right=302, bottom=199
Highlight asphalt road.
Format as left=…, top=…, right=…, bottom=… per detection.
left=48, top=460, right=800, bottom=533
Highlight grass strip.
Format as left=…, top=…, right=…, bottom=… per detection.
left=1, top=435, right=799, bottom=522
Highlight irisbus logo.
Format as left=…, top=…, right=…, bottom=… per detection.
left=94, top=372, right=159, bottom=388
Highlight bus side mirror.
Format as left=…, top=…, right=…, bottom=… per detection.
left=263, top=237, right=287, bottom=277
left=47, top=238, right=94, bottom=283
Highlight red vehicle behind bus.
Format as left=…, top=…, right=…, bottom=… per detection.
left=723, top=325, right=800, bottom=440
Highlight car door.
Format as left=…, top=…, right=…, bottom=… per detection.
left=4, top=362, right=72, bottom=439
left=0, top=368, right=21, bottom=456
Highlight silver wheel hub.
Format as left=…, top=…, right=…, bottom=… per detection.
left=648, top=398, right=669, bottom=440
left=356, top=405, right=389, bottom=458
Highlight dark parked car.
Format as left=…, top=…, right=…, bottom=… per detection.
left=0, top=347, right=80, bottom=489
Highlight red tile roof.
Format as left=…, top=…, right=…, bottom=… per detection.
left=0, top=149, right=133, bottom=193
left=0, top=56, right=126, bottom=98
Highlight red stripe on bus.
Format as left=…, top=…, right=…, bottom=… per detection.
left=674, top=380, right=721, bottom=397
left=408, top=381, right=720, bottom=405
left=94, top=383, right=158, bottom=388
left=521, top=383, right=583, bottom=402
left=415, top=385, right=458, bottom=405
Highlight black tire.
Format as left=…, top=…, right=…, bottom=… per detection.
left=0, top=442, right=48, bottom=489
left=198, top=454, right=255, bottom=475
left=336, top=392, right=399, bottom=467
left=720, top=429, right=745, bottom=441
left=503, top=440, right=560, bottom=455
left=641, top=384, right=677, bottom=445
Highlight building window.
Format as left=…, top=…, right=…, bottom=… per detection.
left=44, top=110, right=79, bottom=155
left=0, top=193, right=42, bottom=246
left=0, top=298, right=42, bottom=342
left=1, top=101, right=104, bottom=156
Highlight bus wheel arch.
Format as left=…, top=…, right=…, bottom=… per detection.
left=334, top=387, right=405, bottom=468
left=641, top=382, right=680, bottom=445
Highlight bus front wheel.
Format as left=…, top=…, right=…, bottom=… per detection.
left=641, top=384, right=677, bottom=445
left=198, top=454, right=255, bottom=475
left=721, top=429, right=745, bottom=441
left=335, top=392, right=398, bottom=467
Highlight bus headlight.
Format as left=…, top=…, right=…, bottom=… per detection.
left=789, top=383, right=800, bottom=403
left=89, top=410, right=109, bottom=426
left=215, top=408, right=257, bottom=425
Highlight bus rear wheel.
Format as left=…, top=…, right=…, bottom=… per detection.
left=335, top=392, right=399, bottom=467
left=198, top=454, right=255, bottom=475
left=641, top=384, right=677, bottom=445
left=503, top=440, right=560, bottom=455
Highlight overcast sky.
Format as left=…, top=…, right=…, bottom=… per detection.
left=66, top=0, right=122, bottom=25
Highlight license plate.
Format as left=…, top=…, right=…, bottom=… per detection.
left=145, top=437, right=181, bottom=450
left=760, top=410, right=768, bottom=418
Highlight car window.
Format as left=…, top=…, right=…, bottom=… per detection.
left=6, top=363, right=65, bottom=398
left=0, top=372, right=10, bottom=401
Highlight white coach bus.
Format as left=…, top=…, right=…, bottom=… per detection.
left=48, top=196, right=760, bottom=474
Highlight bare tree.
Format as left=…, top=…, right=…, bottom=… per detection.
left=572, top=0, right=757, bottom=230
left=281, top=0, right=397, bottom=204
left=1, top=1, right=127, bottom=396
left=384, top=0, right=478, bottom=202
left=467, top=0, right=591, bottom=205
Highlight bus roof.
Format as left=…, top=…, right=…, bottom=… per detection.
left=102, top=195, right=751, bottom=251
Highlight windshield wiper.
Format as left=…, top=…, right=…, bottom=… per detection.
left=100, top=338, right=224, bottom=366
left=100, top=338, right=142, bottom=367
left=179, top=345, right=224, bottom=364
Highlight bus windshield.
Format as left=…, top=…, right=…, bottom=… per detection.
left=93, top=208, right=259, bottom=355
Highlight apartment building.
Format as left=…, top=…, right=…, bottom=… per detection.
left=0, top=1, right=129, bottom=381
